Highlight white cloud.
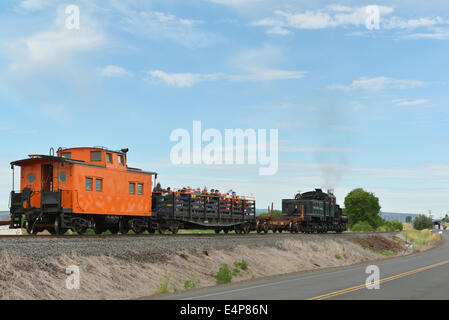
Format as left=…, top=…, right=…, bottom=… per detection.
left=251, top=5, right=449, bottom=38
left=251, top=6, right=395, bottom=34
left=146, top=45, right=306, bottom=87
left=146, top=70, right=222, bottom=87
left=98, top=65, right=132, bottom=77
left=266, top=26, right=292, bottom=35
left=280, top=146, right=357, bottom=153
left=117, top=8, right=212, bottom=47
left=392, top=98, right=428, bottom=106
left=328, top=77, right=428, bottom=92
left=208, top=0, right=262, bottom=6
left=229, top=68, right=305, bottom=82
left=19, top=0, right=52, bottom=11
left=407, top=28, right=449, bottom=40
left=6, top=7, right=105, bottom=76
left=383, top=16, right=447, bottom=29
left=146, top=67, right=305, bottom=87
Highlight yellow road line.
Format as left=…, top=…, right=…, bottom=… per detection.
left=307, top=259, right=449, bottom=300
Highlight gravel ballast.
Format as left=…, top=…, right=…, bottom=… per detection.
left=0, top=232, right=398, bottom=260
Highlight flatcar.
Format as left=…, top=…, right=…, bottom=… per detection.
left=8, top=147, right=256, bottom=235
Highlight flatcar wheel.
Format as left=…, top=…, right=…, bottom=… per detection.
left=215, top=229, right=221, bottom=234
left=223, top=229, right=229, bottom=234
left=235, top=228, right=242, bottom=235
left=25, top=220, right=33, bottom=235
left=278, top=229, right=283, bottom=233
left=147, top=228, right=156, bottom=234
left=170, top=226, right=179, bottom=234
left=109, top=227, right=119, bottom=235
left=158, top=226, right=167, bottom=234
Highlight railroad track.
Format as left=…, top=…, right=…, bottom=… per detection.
left=0, top=231, right=397, bottom=240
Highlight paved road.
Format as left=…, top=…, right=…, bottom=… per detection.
left=155, top=231, right=449, bottom=300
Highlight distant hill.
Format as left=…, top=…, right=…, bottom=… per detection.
left=0, top=211, right=9, bottom=221
left=380, top=212, right=420, bottom=222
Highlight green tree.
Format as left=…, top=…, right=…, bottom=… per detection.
left=413, top=214, right=433, bottom=230
left=405, top=216, right=412, bottom=223
left=344, top=188, right=383, bottom=229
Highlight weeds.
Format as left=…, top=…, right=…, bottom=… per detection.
left=402, top=229, right=441, bottom=246
left=234, top=259, right=248, bottom=271
left=184, top=273, right=200, bottom=290
left=216, top=264, right=232, bottom=285
left=156, top=270, right=171, bottom=294
left=335, top=254, right=341, bottom=259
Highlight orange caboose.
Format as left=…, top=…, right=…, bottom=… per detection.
left=9, top=147, right=157, bottom=235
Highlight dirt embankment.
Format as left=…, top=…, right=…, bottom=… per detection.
left=0, top=233, right=438, bottom=300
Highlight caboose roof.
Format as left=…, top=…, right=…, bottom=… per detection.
left=59, top=146, right=127, bottom=154
left=10, top=155, right=157, bottom=176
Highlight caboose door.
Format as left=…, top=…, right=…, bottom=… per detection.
left=41, top=164, right=53, bottom=192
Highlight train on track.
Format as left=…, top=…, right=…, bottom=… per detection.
left=8, top=147, right=347, bottom=235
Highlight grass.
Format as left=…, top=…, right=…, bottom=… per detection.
left=216, top=264, right=232, bottom=285
left=183, top=272, right=200, bottom=290
left=232, top=268, right=242, bottom=277
left=335, top=253, right=341, bottom=259
left=402, top=229, right=441, bottom=246
left=234, top=259, right=248, bottom=271
left=156, top=271, right=171, bottom=294
left=361, top=243, right=397, bottom=256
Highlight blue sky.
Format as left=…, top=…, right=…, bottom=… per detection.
left=0, top=0, right=448, bottom=217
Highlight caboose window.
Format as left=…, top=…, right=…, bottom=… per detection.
left=96, top=179, right=103, bottom=192
left=91, top=151, right=102, bottom=162
left=137, top=183, right=143, bottom=195
left=129, top=183, right=135, bottom=194
left=106, top=153, right=112, bottom=163
left=118, top=155, right=124, bottom=165
left=86, top=178, right=93, bottom=191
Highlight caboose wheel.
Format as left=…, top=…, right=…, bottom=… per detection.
left=119, top=220, right=129, bottom=234
left=93, top=223, right=104, bottom=235
left=132, top=226, right=145, bottom=234
left=54, top=215, right=67, bottom=235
